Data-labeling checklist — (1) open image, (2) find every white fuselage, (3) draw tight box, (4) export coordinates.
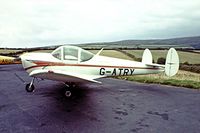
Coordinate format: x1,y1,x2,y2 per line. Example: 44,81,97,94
20,52,164,83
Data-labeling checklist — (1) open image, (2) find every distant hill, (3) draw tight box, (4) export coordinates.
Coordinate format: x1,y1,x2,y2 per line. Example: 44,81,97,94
159,36,200,49
1,36,200,50
79,36,200,49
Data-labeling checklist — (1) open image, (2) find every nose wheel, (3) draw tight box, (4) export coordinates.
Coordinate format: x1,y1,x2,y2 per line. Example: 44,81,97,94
25,78,35,92
25,83,35,92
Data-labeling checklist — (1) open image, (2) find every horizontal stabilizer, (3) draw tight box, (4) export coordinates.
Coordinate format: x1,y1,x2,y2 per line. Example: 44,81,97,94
145,63,165,68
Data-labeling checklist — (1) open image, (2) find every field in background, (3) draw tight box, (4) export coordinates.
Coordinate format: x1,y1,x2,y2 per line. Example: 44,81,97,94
30,49,133,60
89,50,133,60
194,50,200,53
30,50,53,53
117,70,200,89
90,49,200,64
0,49,22,54
123,50,200,64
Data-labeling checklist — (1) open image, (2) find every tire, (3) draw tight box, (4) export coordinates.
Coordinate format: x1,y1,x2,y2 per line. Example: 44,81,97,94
25,83,35,92
65,90,72,97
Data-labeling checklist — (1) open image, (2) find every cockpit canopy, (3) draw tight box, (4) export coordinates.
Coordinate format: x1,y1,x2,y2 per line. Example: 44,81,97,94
51,46,94,62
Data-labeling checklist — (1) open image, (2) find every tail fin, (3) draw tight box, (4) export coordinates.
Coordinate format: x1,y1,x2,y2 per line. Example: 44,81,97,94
165,48,179,77
142,49,152,64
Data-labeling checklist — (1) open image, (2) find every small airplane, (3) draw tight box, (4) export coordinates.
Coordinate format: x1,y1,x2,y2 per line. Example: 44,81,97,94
20,45,179,97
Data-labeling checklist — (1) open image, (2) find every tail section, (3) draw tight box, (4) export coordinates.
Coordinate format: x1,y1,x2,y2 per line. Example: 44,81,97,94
165,48,179,77
142,48,179,77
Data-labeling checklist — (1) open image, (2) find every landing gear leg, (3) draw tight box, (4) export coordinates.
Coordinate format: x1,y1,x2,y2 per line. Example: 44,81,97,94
25,78,35,92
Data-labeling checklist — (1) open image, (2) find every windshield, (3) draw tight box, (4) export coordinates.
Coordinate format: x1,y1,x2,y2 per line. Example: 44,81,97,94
63,47,78,61
80,50,94,62
51,46,94,62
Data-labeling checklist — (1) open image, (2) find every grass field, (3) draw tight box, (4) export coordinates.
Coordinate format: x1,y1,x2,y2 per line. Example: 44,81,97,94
117,70,200,89
194,50,200,53
30,50,53,53
123,50,200,64
89,50,133,60
0,49,22,54
90,49,200,64
30,49,133,60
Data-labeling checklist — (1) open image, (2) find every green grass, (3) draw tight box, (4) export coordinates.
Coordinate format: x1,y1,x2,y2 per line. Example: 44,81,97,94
116,70,200,89
90,49,200,64
30,50,53,53
194,50,200,53
89,50,133,60
124,50,200,64
0,49,22,54
119,77,200,89
31,49,133,60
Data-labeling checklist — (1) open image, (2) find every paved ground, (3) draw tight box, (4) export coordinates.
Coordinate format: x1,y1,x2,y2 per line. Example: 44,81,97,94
0,64,200,133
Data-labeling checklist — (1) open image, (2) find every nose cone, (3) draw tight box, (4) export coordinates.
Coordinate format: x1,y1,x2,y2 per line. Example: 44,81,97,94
20,53,32,63
20,53,29,69
19,53,37,72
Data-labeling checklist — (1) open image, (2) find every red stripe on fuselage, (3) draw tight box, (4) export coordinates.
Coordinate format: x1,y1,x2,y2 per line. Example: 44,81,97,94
24,60,162,71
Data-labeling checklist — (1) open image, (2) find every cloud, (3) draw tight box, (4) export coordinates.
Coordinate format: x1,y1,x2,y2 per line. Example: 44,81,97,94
0,0,200,47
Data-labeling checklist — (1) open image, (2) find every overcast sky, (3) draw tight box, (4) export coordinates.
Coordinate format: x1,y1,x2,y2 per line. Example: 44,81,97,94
0,0,200,48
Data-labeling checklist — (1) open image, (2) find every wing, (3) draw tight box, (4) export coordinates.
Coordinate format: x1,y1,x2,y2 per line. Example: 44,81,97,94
29,69,103,84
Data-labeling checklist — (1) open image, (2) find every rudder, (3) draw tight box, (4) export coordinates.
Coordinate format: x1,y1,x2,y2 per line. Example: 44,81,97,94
165,48,179,77
142,49,152,64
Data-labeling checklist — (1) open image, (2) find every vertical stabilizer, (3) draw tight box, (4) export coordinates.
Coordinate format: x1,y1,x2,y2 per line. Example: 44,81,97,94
142,49,152,64
165,48,179,77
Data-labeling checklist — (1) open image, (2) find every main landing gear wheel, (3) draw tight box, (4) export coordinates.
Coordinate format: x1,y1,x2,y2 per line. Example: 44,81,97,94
65,90,72,97
25,83,35,92
64,83,75,98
